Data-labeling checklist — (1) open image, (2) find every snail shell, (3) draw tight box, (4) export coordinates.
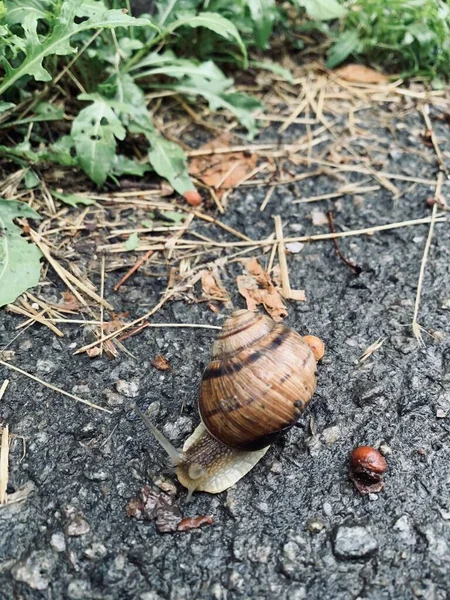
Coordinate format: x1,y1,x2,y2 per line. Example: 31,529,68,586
136,309,323,497
199,309,317,451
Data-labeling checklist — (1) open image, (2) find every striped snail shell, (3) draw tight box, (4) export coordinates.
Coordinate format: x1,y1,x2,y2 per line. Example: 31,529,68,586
134,309,324,498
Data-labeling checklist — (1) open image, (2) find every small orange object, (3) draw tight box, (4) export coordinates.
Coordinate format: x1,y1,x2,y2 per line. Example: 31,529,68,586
350,446,387,474
184,190,202,206
303,335,325,361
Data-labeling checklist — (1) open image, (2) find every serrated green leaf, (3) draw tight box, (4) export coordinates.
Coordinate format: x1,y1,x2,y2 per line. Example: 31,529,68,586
51,190,95,207
134,59,227,81
166,12,247,65
71,99,126,185
0,1,156,96
247,0,275,49
0,200,42,308
0,101,64,129
295,0,345,21
250,60,294,83
326,30,360,68
162,77,261,136
124,232,139,250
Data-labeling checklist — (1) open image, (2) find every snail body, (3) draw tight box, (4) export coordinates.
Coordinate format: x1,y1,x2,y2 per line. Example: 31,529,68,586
136,310,323,498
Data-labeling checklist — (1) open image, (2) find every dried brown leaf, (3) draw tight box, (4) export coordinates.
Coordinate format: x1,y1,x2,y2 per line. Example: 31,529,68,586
59,291,81,312
201,270,231,304
189,134,257,198
237,259,287,321
152,355,171,371
335,64,389,84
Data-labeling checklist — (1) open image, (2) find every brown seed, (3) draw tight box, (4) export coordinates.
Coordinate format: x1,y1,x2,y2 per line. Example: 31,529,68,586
350,446,387,474
303,335,325,361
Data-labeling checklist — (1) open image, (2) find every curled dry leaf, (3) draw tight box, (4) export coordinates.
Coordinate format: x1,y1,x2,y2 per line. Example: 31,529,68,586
177,515,214,532
127,486,182,533
189,134,257,199
335,64,389,84
152,355,171,371
237,258,287,322
59,291,81,312
127,486,214,534
201,270,232,306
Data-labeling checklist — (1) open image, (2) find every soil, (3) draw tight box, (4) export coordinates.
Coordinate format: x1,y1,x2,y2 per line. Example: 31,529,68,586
0,103,450,600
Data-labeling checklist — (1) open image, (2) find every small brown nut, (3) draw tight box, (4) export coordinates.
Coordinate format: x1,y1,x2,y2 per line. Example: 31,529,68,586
350,446,387,474
303,335,325,361
349,446,387,495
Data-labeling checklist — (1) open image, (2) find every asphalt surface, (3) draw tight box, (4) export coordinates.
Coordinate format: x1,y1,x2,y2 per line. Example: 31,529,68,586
0,104,450,600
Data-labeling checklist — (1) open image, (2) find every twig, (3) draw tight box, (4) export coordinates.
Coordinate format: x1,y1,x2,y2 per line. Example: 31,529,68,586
29,230,113,310
0,424,9,504
412,193,440,344
74,290,177,355
0,380,9,402
180,208,253,242
327,211,362,275
7,304,64,337
421,104,448,177
260,186,275,212
359,338,386,363
99,255,106,356
113,250,154,292
293,185,380,204
274,216,291,298
0,360,111,413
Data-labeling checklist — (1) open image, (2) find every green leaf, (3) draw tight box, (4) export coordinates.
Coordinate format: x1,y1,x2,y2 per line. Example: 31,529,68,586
160,211,185,224
166,12,247,65
250,59,294,83
46,135,77,167
0,200,42,308
129,118,194,196
162,77,262,136
0,102,16,114
295,0,346,21
247,0,275,49
326,30,360,68
0,1,156,96
134,59,227,81
147,136,194,196
124,232,139,250
112,155,152,177
0,101,64,129
51,190,95,207
71,98,126,185
24,169,40,189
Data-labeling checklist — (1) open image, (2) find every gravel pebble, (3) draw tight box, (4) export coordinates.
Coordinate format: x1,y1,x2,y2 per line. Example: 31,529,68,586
115,379,140,398
50,532,66,553
333,525,378,559
11,550,56,590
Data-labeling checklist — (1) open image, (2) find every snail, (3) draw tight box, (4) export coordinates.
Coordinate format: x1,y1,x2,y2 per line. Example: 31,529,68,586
134,309,324,498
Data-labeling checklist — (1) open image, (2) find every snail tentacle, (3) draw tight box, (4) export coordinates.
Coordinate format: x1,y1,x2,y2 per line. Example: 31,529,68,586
132,404,182,466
